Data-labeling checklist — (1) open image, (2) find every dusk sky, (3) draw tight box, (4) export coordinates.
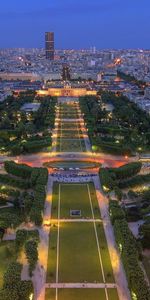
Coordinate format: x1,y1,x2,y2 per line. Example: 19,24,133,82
0,0,150,49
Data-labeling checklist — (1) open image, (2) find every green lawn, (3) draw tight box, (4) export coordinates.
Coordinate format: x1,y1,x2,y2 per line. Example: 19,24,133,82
46,182,117,298
59,222,103,283
107,289,119,300
46,225,58,283
61,122,81,130
0,240,17,288
45,288,56,300
45,288,106,300
60,183,92,219
96,224,115,283
57,130,80,138
60,112,79,119
45,288,119,300
57,138,86,152
51,183,101,219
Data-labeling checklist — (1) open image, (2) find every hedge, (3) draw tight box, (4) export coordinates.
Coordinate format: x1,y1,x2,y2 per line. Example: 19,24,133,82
25,240,38,276
113,219,150,299
0,174,30,189
4,161,32,179
109,201,125,224
1,262,33,300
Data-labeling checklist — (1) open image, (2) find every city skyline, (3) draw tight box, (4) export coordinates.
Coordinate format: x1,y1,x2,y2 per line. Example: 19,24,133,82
0,0,150,49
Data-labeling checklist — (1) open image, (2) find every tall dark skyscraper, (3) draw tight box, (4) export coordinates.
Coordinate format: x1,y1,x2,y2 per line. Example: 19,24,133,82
45,32,54,60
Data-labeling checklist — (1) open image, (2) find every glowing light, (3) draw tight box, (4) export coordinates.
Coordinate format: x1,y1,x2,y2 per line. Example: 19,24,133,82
1,185,6,190
92,145,98,151
103,185,109,192
29,294,33,300
119,243,122,252
21,139,27,144
131,291,137,300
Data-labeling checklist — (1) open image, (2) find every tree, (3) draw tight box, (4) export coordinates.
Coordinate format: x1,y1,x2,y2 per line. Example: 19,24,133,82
25,240,38,276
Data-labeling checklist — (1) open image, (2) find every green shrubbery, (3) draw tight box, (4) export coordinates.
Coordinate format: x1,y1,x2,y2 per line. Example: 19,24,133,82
15,229,39,276
0,162,48,228
0,174,30,189
109,200,125,224
119,174,150,189
0,262,33,300
113,218,150,299
80,93,150,154
25,240,38,276
99,162,142,193
112,162,142,180
4,161,32,179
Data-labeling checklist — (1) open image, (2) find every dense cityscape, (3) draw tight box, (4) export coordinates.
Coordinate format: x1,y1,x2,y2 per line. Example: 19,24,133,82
0,2,150,300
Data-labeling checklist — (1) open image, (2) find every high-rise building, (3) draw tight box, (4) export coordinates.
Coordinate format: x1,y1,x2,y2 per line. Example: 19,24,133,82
45,32,54,60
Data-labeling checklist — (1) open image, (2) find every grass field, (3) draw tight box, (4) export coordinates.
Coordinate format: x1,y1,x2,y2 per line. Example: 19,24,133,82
59,104,79,119
60,112,79,119
51,183,101,219
46,183,117,299
56,138,86,152
56,102,86,152
57,130,82,138
45,288,119,300
61,122,81,130
59,222,103,282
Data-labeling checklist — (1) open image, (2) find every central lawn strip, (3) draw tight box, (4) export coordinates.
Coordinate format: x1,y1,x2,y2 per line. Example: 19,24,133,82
60,113,78,119
96,224,115,283
107,288,119,300
46,225,58,283
61,122,80,130
51,183,101,220
51,183,59,219
88,183,101,219
57,138,86,152
57,130,80,138
60,184,92,219
59,222,103,283
45,288,119,300
45,288,56,300
58,289,106,300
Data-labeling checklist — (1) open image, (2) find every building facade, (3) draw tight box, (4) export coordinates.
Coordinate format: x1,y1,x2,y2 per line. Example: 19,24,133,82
45,32,54,60
37,85,97,97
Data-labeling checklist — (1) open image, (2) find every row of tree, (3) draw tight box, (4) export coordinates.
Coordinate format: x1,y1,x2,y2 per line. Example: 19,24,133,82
3,161,48,226
0,262,33,300
16,229,39,276
99,162,142,194
109,201,150,299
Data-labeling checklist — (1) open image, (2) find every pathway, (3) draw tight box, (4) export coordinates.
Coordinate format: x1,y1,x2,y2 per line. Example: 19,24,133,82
93,175,131,300
45,283,117,289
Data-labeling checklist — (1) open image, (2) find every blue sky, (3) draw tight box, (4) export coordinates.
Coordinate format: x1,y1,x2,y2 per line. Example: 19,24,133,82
0,0,149,49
